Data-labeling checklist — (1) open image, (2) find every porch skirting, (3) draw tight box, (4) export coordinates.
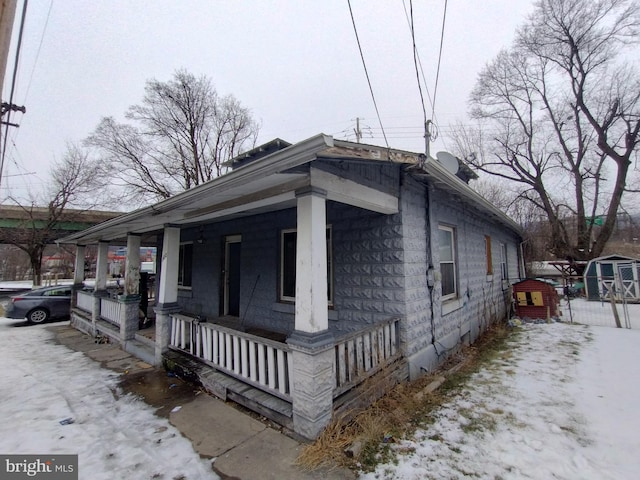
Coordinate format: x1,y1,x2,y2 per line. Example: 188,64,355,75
167,314,404,439
71,305,405,440
70,308,156,365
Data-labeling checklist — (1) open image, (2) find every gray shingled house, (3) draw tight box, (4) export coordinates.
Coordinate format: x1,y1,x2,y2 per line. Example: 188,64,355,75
59,134,523,439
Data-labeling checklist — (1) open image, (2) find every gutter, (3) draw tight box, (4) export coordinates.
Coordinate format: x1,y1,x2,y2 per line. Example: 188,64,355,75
415,158,523,235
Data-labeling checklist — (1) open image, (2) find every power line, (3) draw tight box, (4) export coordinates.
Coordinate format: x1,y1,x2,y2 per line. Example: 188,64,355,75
346,0,389,149
20,0,52,105
408,0,428,155
432,0,448,121
1,0,29,189
401,0,434,113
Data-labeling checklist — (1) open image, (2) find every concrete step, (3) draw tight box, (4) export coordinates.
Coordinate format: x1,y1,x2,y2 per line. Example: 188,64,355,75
124,338,155,365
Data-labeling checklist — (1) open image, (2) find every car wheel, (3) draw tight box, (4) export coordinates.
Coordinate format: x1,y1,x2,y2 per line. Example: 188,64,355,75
27,308,49,324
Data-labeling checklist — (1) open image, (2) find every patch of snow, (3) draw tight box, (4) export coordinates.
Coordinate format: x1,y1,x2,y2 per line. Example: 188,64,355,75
560,297,640,329
0,317,218,479
360,322,640,479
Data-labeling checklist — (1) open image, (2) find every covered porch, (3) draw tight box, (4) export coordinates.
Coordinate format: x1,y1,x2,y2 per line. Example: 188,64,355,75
60,135,410,439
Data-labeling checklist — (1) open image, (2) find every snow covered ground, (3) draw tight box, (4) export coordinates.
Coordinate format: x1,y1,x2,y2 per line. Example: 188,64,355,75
560,297,640,329
1,293,638,480
0,317,218,480
360,321,640,480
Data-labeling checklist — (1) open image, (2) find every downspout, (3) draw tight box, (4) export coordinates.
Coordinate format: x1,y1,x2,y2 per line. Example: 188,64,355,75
518,239,528,280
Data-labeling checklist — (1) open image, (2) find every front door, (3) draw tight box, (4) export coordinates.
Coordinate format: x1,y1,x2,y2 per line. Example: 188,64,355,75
224,235,241,316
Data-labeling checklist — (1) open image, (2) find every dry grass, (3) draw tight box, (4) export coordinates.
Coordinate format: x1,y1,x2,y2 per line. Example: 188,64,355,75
297,322,515,472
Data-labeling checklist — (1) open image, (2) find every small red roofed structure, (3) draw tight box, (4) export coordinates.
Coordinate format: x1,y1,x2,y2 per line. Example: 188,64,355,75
512,279,560,320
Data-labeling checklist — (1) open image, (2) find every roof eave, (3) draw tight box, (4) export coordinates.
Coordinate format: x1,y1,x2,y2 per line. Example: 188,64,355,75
58,133,334,244
415,158,523,236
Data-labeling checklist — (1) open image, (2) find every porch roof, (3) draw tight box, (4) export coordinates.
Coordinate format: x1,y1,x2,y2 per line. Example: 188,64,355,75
57,134,401,245
57,134,522,245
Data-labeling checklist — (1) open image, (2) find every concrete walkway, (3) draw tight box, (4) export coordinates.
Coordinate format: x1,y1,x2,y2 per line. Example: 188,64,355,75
49,324,354,480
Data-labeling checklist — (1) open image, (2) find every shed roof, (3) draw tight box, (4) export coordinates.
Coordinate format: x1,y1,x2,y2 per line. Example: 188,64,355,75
587,254,639,263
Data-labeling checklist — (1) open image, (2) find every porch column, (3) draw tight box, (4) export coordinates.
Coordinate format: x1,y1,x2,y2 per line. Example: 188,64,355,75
287,187,335,440
154,226,181,365
73,245,86,286
71,245,86,308
95,241,109,293
120,234,141,342
92,241,110,325
294,187,328,333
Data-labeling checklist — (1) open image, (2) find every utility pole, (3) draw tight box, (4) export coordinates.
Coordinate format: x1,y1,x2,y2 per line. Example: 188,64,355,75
353,117,362,143
0,0,26,190
0,101,25,187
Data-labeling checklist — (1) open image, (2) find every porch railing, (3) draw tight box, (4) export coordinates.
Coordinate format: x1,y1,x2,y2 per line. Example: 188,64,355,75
334,317,401,398
169,313,292,401
100,297,122,326
76,291,93,313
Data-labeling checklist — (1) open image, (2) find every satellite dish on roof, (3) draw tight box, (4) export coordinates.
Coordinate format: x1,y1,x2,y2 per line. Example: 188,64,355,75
436,151,459,175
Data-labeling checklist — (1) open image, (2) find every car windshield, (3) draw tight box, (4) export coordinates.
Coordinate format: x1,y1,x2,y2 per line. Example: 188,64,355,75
44,288,71,296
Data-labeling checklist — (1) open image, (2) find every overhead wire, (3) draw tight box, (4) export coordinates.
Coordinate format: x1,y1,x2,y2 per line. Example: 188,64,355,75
402,0,434,113
408,0,428,155
1,0,29,188
402,0,452,153
20,0,52,108
346,0,389,150
432,0,448,121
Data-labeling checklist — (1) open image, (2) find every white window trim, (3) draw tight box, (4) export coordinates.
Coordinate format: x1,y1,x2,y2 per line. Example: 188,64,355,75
438,225,458,301
442,297,464,316
178,241,193,290
500,243,508,282
279,226,333,305
280,229,296,302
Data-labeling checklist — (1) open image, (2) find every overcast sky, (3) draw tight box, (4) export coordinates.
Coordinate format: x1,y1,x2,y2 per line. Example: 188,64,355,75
1,0,535,203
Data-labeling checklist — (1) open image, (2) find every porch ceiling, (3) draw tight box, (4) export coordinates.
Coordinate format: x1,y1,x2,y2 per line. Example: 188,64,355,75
61,172,311,244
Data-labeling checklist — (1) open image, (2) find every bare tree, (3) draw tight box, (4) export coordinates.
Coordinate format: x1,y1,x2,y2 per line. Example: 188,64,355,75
464,0,640,261
87,70,260,205
0,144,104,285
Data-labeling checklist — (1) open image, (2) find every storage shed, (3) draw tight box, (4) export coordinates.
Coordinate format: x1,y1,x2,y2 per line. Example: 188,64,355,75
512,279,560,319
584,254,640,302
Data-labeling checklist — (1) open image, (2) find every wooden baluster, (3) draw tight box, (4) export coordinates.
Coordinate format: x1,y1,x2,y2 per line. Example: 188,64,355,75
277,349,286,395
249,340,257,382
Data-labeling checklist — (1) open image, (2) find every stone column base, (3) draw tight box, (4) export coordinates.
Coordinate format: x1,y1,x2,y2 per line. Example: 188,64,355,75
287,330,335,440
119,294,141,343
154,303,181,366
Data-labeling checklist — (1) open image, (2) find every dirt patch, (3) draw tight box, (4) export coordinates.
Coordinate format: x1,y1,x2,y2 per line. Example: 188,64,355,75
118,368,202,417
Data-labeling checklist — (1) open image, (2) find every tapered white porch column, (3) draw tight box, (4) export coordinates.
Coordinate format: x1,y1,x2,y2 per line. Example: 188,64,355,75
120,234,141,342
95,241,109,293
287,187,335,440
294,187,329,333
155,226,181,365
92,241,110,324
124,234,141,297
73,245,86,286
71,245,86,310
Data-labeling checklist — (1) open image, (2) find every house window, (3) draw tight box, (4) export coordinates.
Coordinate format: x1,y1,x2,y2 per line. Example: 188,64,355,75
280,227,333,304
438,225,457,300
485,235,493,275
500,243,508,281
178,242,193,288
